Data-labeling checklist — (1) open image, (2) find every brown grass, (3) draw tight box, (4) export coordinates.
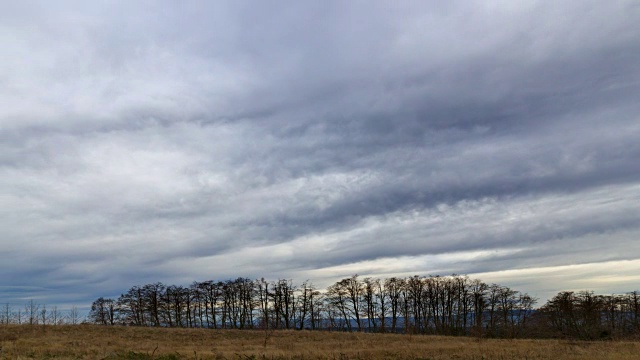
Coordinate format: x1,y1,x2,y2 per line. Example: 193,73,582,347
0,325,639,359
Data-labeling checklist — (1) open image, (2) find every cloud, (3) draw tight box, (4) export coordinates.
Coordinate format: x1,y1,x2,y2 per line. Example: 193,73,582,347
1,1,639,306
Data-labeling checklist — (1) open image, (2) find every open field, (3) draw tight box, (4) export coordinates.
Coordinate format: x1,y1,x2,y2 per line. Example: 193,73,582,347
1,325,639,360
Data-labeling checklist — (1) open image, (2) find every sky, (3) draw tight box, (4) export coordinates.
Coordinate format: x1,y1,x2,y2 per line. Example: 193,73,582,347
1,0,640,308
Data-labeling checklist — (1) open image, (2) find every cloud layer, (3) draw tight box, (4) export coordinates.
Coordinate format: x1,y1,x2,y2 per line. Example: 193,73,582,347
2,1,640,306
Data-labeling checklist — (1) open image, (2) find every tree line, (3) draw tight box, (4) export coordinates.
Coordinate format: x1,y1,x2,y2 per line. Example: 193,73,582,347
88,274,640,339
90,274,537,337
539,290,640,339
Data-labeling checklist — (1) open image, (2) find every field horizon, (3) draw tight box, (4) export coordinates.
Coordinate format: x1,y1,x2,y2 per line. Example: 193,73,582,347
1,324,639,359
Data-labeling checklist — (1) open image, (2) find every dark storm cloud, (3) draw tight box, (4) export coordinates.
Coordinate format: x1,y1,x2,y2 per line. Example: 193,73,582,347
1,1,640,305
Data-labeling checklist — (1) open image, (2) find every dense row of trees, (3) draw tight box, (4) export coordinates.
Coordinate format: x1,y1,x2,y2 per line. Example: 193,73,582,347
89,275,640,339
539,290,640,339
89,275,538,337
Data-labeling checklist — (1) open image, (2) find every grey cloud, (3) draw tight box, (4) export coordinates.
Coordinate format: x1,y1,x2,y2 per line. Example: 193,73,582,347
1,1,640,305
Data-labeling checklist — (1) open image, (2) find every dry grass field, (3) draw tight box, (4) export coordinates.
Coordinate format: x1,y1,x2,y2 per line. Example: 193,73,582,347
0,325,639,360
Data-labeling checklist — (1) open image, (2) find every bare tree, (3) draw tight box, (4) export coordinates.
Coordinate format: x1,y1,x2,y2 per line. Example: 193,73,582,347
271,279,296,329
40,304,48,325
374,278,389,332
25,299,40,325
296,281,315,330
256,278,270,329
486,284,502,336
68,306,82,325
384,277,405,333
363,277,379,332
1,303,12,324
89,297,116,325
339,275,364,331
326,280,352,331
469,279,487,336
49,306,64,325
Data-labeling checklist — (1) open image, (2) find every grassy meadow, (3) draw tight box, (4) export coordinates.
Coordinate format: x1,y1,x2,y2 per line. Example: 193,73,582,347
0,325,639,359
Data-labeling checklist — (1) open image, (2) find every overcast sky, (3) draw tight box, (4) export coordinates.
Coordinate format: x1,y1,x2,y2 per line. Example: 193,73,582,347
2,0,640,308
